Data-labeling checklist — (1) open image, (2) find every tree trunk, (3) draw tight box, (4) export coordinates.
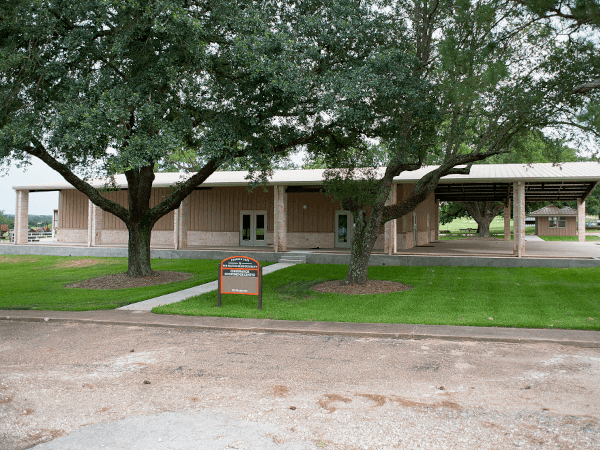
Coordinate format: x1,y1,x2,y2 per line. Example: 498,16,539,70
478,216,493,237
344,211,380,285
126,221,153,277
460,201,504,238
124,166,156,277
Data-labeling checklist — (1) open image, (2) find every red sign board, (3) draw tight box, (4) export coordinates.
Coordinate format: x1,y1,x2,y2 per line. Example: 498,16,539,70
220,256,259,295
218,256,263,309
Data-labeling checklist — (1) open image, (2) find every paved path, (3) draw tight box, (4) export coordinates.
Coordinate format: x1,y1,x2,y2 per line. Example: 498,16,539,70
524,235,544,241
118,262,297,311
2,309,599,347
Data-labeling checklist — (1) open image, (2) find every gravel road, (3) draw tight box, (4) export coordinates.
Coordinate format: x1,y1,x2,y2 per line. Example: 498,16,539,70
1,320,599,449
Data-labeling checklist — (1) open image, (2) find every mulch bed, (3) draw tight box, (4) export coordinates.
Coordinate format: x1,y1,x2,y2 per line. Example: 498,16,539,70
66,271,193,290
311,280,412,295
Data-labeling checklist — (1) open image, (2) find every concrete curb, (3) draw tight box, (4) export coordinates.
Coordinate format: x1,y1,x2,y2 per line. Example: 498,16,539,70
2,310,599,348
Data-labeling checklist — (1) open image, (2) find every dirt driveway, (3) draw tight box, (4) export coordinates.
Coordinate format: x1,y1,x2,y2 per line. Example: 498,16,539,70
1,320,599,449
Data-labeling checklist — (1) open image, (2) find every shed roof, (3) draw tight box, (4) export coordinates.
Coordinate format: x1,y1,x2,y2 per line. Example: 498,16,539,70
12,161,600,202
529,204,578,216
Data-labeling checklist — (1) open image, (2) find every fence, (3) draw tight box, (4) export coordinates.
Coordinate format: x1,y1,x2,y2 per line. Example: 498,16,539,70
1,230,54,243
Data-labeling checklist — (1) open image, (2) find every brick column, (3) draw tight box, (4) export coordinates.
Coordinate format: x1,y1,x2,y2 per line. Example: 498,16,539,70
274,185,287,252
91,203,103,246
434,199,440,241
577,198,586,242
504,199,511,241
513,182,525,257
384,185,397,255
179,197,189,249
87,201,92,247
15,190,29,244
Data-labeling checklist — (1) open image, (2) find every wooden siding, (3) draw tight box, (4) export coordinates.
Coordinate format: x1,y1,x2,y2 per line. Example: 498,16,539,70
101,188,174,231
59,190,88,230
395,184,436,233
536,216,577,236
188,186,274,232
101,190,127,230
287,192,340,233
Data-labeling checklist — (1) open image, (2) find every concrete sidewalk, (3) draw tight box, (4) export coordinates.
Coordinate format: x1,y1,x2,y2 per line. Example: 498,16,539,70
117,262,297,311
2,309,599,348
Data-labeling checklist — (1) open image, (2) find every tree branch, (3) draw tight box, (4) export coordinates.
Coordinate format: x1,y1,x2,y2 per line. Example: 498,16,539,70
26,138,130,223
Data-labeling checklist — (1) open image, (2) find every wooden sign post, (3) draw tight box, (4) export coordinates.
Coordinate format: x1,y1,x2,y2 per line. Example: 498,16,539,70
218,256,262,309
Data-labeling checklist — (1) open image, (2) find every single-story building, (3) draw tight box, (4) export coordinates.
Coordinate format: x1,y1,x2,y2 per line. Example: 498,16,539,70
11,162,600,257
530,204,578,237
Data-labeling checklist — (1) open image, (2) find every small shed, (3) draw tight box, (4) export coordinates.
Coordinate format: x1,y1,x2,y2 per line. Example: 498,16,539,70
530,204,578,237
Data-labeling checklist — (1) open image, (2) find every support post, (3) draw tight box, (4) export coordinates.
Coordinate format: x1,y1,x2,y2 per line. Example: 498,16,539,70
274,185,287,252
258,264,263,310
384,185,397,255
91,203,102,246
175,197,189,249
15,190,29,245
217,263,222,307
87,201,93,247
577,198,586,242
513,182,525,257
174,208,179,249
504,199,511,241
434,199,440,241
274,185,279,253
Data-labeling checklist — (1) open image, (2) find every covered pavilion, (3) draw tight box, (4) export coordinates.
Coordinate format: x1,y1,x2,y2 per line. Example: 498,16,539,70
10,162,600,259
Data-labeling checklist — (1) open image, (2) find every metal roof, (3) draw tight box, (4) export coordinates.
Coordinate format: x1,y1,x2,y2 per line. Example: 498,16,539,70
529,205,578,216
12,162,600,202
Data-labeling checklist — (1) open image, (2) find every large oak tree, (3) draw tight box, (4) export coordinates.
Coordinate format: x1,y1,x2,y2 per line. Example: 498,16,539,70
0,0,424,276
310,0,595,284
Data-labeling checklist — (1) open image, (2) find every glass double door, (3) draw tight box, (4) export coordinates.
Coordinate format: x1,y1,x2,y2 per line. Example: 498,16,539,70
240,210,267,246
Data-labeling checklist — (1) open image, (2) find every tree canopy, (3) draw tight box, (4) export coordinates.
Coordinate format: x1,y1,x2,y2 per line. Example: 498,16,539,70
305,0,598,284
0,0,428,275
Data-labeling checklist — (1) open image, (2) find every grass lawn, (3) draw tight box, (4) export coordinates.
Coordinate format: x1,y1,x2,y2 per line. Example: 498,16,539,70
539,236,600,242
0,255,221,310
439,217,535,239
154,264,600,331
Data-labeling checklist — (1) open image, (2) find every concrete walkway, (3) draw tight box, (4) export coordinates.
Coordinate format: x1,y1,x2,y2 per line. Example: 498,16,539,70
118,262,297,311
524,235,544,241
2,309,599,347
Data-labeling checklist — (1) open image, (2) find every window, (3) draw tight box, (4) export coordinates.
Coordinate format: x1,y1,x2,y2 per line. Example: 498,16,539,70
548,216,566,228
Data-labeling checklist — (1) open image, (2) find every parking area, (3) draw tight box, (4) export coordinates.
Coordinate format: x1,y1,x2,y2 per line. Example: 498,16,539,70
1,320,599,449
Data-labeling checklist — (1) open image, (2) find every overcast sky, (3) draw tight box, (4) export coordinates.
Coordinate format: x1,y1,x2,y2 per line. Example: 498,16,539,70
0,157,64,215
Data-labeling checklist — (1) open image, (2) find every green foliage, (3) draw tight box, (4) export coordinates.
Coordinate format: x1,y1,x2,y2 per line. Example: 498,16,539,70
517,0,600,28
485,131,581,164
585,185,600,216
302,0,595,282
1,0,431,275
27,215,52,228
439,203,470,225
320,144,389,214
0,211,13,228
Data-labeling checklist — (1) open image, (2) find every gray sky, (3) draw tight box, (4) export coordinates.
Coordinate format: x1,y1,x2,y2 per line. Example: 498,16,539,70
0,157,63,215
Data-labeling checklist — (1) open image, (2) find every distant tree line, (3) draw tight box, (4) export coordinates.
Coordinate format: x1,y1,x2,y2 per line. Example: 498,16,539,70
0,212,52,229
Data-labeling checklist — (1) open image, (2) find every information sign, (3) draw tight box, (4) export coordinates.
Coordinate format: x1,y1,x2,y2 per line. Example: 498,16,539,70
218,256,262,309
